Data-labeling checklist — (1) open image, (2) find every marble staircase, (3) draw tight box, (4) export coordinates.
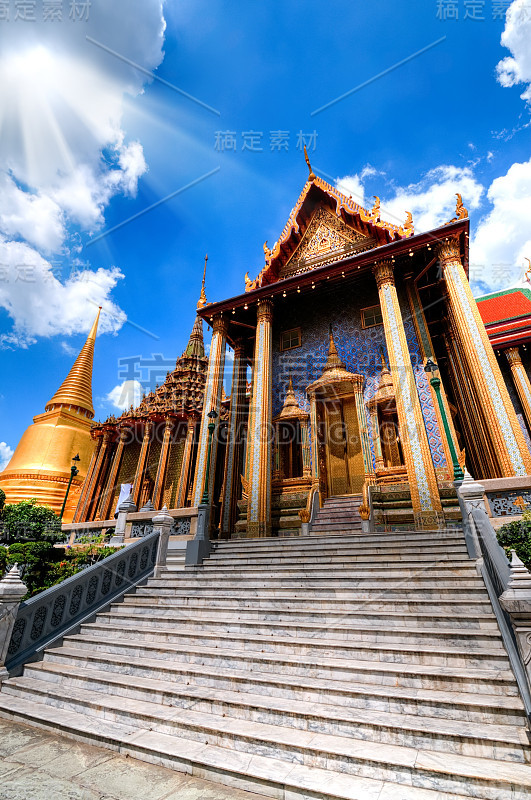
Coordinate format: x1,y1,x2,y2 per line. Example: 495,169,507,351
1,530,531,799
310,494,363,534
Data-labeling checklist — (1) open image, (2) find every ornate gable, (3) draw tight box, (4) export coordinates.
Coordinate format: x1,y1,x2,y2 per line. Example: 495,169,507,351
280,207,376,280
244,175,414,292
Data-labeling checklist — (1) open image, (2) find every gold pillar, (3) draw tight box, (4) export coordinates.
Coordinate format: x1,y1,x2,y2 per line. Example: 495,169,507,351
220,341,247,536
367,404,384,471
176,415,197,508
406,278,459,478
352,375,375,482
132,421,153,507
153,418,174,510
438,239,531,476
506,347,531,435
301,418,311,479
79,431,113,522
246,299,273,537
73,435,102,522
100,427,129,520
309,393,320,489
373,258,442,528
192,316,228,505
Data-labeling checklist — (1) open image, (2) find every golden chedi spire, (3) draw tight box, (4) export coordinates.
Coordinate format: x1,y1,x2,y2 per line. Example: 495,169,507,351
0,307,103,522
46,307,101,418
184,314,205,358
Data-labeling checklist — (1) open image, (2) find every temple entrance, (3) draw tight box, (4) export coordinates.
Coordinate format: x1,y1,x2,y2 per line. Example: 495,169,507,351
322,396,365,497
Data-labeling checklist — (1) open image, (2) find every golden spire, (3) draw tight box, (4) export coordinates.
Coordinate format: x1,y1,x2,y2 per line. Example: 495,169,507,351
197,254,208,309
184,314,205,358
303,144,316,182
45,307,101,418
324,327,345,372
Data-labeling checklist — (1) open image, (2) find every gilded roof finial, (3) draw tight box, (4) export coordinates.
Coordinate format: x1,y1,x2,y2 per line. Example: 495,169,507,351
304,144,316,182
455,193,468,220
197,254,208,309
324,326,345,372
524,257,531,285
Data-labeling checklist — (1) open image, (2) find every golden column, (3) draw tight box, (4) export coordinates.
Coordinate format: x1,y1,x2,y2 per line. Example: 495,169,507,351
246,299,273,537
177,415,198,508
99,427,129,520
192,316,228,506
373,258,442,528
505,347,531,435
352,375,375,483
220,340,247,536
76,430,113,522
308,393,320,489
438,239,531,476
153,418,175,510
73,434,103,522
132,421,153,507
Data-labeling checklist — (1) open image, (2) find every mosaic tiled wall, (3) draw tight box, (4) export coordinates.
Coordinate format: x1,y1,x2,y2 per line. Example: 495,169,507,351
271,279,447,471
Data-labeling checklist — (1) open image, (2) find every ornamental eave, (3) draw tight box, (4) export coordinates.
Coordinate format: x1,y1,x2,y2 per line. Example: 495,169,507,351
198,218,469,331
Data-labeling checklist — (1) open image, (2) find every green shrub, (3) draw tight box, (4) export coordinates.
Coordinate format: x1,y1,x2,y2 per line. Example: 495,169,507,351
2,499,63,545
0,545,7,576
496,509,531,570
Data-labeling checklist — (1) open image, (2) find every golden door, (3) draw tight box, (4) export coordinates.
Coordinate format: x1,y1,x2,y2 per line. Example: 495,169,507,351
325,396,364,496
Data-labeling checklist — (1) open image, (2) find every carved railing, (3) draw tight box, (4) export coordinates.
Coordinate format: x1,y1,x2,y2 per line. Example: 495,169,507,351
5,531,159,674
457,480,531,722
62,519,116,547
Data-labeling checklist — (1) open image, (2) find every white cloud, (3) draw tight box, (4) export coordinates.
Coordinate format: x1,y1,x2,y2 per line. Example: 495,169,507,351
335,174,366,207
470,158,531,294
380,166,484,233
0,0,166,347
106,380,143,411
0,235,126,347
496,0,531,102
0,442,14,472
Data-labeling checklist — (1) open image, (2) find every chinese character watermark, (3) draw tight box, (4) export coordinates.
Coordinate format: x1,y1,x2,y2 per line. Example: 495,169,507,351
214,129,318,153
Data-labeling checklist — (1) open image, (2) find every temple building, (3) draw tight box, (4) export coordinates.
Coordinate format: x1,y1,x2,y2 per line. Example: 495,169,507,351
0,309,102,522
14,156,531,537
182,157,531,536
74,312,214,523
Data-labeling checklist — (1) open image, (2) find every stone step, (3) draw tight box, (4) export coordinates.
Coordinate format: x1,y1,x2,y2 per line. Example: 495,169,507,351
213,534,467,558
134,584,488,601
0,693,482,800
96,610,504,646
172,564,481,578
5,670,527,762
36,646,525,723
144,573,486,588
54,635,518,694
1,682,530,800
123,594,496,614
22,659,527,735
213,532,465,551
80,621,510,669
206,552,473,565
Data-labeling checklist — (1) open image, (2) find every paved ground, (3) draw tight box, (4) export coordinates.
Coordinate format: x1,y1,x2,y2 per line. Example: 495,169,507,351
0,717,267,800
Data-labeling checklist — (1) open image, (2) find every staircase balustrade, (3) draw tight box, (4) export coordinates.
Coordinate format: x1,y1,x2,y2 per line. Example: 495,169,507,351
3,531,160,675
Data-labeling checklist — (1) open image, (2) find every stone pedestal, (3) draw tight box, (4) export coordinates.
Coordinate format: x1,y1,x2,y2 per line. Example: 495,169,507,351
500,551,531,692
0,565,27,683
153,506,173,577
110,492,137,545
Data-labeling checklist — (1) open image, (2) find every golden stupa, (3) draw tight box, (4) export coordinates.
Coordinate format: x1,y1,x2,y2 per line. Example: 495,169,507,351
0,308,101,522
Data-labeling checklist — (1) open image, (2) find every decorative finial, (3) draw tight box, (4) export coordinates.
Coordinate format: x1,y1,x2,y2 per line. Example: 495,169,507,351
455,193,468,220
370,196,381,221
524,257,531,285
304,144,316,181
403,211,414,237
197,254,208,309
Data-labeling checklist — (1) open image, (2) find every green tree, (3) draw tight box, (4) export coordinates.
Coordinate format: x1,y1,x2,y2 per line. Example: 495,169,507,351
497,510,531,571
6,541,63,596
2,499,63,545
0,488,5,514
0,545,7,576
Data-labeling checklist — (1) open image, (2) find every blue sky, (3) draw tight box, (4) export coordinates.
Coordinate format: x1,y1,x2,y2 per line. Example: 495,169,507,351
1,0,531,467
